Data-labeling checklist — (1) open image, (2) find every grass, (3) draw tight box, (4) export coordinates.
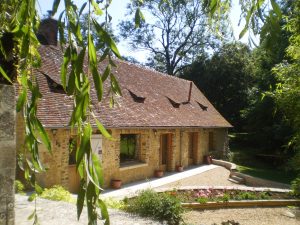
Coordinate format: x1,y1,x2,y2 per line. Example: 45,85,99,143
229,133,297,184
237,165,295,184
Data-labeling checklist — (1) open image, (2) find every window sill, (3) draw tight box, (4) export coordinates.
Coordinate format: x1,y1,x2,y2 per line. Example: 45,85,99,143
119,162,148,171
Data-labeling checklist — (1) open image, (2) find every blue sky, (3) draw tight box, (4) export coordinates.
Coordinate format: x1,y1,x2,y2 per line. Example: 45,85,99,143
37,0,258,61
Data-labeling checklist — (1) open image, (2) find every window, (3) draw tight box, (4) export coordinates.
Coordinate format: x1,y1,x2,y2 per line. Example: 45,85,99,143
69,137,77,165
120,134,139,164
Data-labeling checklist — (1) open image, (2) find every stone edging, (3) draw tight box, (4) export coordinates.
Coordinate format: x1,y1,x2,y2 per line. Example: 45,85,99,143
155,186,290,193
212,159,237,171
182,199,300,209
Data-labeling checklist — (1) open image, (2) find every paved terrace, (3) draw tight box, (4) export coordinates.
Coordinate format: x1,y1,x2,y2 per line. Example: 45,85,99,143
102,164,220,199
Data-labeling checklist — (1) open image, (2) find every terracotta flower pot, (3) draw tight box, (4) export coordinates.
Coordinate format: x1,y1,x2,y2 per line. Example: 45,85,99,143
203,155,212,164
111,179,122,189
176,165,184,172
154,169,164,178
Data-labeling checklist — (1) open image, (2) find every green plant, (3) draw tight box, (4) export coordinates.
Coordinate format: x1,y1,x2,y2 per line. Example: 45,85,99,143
15,180,25,194
222,194,230,202
196,197,208,204
235,191,256,200
102,197,126,209
40,185,74,203
127,189,183,225
259,192,271,200
291,177,300,197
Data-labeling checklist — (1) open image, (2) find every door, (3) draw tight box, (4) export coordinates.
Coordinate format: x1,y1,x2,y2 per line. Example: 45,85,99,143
160,133,172,171
188,132,198,165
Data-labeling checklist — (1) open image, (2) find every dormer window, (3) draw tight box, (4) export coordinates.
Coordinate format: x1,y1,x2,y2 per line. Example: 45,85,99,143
197,102,208,111
128,89,146,103
167,97,180,108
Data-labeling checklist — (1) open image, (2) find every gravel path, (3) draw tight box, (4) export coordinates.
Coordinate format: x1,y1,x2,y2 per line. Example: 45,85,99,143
160,167,243,189
183,207,300,225
15,195,160,225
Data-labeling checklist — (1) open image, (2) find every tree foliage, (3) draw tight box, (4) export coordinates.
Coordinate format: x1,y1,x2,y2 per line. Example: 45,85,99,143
119,0,228,75
181,42,253,129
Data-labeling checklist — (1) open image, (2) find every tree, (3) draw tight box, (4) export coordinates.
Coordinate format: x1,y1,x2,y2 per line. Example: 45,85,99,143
0,0,292,224
181,42,254,130
119,0,227,75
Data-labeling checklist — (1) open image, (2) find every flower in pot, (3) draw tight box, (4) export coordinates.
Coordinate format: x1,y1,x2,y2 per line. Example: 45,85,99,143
111,179,122,189
154,169,164,178
203,155,212,164
176,165,184,172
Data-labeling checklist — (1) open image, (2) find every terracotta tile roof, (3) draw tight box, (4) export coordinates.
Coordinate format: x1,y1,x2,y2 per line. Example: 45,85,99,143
28,45,231,128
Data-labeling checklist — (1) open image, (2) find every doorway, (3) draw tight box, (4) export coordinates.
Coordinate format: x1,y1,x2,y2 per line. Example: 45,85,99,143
188,132,198,165
160,133,172,171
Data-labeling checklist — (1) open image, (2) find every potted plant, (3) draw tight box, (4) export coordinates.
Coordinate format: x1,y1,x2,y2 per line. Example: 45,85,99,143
154,169,164,178
111,179,122,189
203,155,212,164
176,165,184,172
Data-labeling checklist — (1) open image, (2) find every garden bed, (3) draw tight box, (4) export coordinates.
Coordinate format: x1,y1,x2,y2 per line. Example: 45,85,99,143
166,188,295,203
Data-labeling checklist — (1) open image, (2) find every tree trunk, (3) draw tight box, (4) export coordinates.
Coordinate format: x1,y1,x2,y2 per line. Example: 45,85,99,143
0,84,16,225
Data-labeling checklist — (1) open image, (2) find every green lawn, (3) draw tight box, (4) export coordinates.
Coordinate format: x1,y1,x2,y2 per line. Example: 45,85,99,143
229,136,297,184
237,165,295,184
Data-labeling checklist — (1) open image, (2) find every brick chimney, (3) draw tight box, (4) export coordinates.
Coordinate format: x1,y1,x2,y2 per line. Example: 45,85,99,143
37,13,58,46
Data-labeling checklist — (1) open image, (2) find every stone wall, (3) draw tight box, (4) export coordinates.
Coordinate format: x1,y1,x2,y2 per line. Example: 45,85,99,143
0,85,16,225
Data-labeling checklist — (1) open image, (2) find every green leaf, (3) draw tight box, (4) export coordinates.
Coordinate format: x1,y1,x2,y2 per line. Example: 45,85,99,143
27,211,35,220
16,89,27,112
34,118,52,153
92,19,121,59
76,124,91,168
270,0,282,19
79,2,87,16
61,46,71,90
98,199,110,225
67,70,75,95
77,179,86,220
239,26,248,39
86,181,96,222
35,183,43,195
92,114,112,139
52,0,61,15
0,66,12,83
91,153,104,187
91,66,103,101
102,65,111,82
88,34,97,64
110,74,122,96
135,8,145,28
28,193,37,202
91,0,103,15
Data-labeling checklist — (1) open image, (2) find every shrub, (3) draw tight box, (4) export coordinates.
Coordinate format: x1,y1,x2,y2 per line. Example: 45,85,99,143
291,177,300,197
40,185,74,202
102,197,126,209
235,191,256,200
15,180,25,194
197,197,208,204
222,194,230,202
127,189,183,225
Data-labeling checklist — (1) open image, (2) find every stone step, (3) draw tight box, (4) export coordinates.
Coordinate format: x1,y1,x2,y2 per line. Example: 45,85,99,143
228,178,241,184
231,175,245,183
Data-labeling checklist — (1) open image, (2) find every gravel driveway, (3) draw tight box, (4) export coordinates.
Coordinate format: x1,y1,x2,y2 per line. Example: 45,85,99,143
15,194,160,225
183,207,300,225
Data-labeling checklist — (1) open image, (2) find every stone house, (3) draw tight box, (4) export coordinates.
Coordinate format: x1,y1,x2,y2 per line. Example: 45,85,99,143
16,19,232,192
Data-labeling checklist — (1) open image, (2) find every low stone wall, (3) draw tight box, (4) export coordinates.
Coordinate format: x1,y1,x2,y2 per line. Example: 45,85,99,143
212,159,237,171
0,84,16,225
